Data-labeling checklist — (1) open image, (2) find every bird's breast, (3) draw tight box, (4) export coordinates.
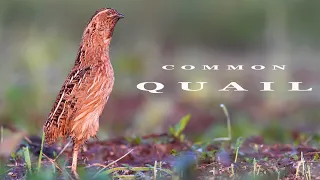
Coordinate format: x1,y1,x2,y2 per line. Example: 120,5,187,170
70,69,114,141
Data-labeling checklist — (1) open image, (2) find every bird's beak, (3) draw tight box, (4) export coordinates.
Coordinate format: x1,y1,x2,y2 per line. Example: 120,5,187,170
117,13,124,19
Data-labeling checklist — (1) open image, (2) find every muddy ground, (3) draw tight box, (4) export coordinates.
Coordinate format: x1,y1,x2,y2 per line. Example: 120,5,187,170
1,133,320,180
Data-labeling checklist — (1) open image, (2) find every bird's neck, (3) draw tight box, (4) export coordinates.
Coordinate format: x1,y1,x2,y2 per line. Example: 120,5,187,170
74,36,112,67
101,37,112,62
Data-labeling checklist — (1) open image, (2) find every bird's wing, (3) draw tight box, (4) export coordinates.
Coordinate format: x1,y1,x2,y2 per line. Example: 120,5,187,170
43,65,93,144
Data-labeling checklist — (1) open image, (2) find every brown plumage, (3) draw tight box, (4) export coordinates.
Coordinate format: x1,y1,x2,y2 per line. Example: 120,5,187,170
43,8,123,176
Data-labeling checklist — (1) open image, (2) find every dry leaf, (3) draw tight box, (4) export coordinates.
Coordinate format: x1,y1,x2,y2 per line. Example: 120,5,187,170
0,132,25,158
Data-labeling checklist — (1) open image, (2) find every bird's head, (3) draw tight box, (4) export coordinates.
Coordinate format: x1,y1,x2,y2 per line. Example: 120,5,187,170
84,8,124,39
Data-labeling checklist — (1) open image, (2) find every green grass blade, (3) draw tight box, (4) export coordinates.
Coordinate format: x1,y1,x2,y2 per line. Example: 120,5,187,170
37,131,45,171
23,147,32,174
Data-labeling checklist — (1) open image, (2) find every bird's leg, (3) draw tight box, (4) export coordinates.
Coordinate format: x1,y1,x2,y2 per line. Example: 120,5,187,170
71,143,80,179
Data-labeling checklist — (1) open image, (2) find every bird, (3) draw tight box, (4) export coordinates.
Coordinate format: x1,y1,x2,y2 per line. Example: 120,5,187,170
43,8,123,177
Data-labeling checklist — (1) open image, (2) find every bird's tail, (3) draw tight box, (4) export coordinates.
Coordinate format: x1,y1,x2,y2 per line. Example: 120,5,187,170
43,120,69,145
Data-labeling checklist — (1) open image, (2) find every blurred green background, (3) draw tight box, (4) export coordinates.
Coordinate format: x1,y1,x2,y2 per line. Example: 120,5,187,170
0,0,320,143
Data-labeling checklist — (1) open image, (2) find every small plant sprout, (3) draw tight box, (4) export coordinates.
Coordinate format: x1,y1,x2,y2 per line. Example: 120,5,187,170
306,165,311,180
23,147,32,174
10,152,17,166
296,161,301,178
212,104,232,142
312,152,319,161
157,161,162,178
301,152,305,175
154,161,157,179
253,158,257,177
230,163,234,177
37,131,45,172
234,137,243,163
169,114,191,141
295,152,306,179
257,164,261,176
